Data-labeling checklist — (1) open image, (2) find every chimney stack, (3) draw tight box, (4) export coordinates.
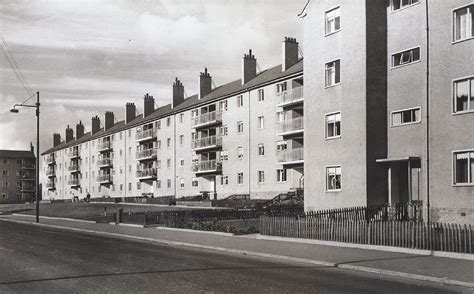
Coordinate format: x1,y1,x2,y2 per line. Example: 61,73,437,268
282,37,299,71
125,102,136,123
105,111,114,130
143,93,155,117
65,125,74,142
198,68,212,100
53,133,61,147
242,49,256,85
76,121,84,139
173,77,184,108
30,142,34,154
91,115,101,134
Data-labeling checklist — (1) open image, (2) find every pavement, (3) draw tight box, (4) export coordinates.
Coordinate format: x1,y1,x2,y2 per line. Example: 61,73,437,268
1,214,473,290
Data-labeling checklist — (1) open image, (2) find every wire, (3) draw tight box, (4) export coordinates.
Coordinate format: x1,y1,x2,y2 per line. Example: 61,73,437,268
0,34,34,96
20,92,37,105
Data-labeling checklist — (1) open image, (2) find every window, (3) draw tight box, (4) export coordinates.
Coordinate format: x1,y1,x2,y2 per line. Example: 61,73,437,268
128,182,132,191
16,181,21,188
157,160,161,169
325,60,340,87
92,156,95,163
137,182,141,190
112,185,115,192
326,112,341,138
237,147,244,159
258,89,264,101
2,170,7,176
220,125,228,137
167,138,171,148
17,159,22,165
391,108,421,126
219,100,228,112
156,120,161,129
167,179,171,189
180,159,184,167
237,95,243,107
179,113,184,123
257,116,264,129
237,121,244,134
276,82,287,94
258,144,265,156
453,5,473,42
391,47,420,68
277,141,288,152
258,171,265,184
325,7,340,35
156,180,161,189
2,159,7,164
179,135,184,146
119,132,122,140
167,159,171,168
454,77,474,113
391,0,419,11
128,129,131,137
220,175,229,185
166,117,171,127
326,166,342,191
192,178,198,187
120,184,123,191
2,193,6,199
180,178,185,189
237,172,244,185
191,109,198,118
454,151,474,185
277,169,287,182
220,150,229,161
120,149,123,157
157,140,161,149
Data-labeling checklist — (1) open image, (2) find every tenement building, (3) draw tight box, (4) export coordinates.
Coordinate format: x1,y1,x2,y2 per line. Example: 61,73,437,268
41,38,304,201
0,145,36,203
303,0,473,224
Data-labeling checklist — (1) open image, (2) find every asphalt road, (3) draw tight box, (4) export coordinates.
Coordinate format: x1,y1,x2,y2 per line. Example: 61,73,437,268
0,221,466,293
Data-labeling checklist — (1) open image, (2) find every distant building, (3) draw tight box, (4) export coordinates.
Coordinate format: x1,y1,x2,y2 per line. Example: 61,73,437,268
0,145,36,203
41,38,304,202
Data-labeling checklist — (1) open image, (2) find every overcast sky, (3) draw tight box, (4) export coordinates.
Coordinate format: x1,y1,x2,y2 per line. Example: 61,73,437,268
0,0,305,152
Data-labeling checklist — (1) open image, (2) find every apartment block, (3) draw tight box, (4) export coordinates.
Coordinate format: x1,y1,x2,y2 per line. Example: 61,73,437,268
303,0,473,224
0,146,36,204
41,38,304,201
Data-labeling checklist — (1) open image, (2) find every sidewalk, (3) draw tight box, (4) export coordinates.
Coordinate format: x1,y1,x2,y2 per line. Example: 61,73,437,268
1,214,473,288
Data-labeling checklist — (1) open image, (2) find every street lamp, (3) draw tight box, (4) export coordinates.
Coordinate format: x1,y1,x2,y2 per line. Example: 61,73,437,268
10,91,40,223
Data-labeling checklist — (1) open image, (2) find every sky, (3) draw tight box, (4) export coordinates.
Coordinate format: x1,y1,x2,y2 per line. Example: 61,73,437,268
0,0,305,153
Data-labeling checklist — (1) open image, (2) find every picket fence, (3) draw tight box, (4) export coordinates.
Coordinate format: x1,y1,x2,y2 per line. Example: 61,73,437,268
260,216,473,254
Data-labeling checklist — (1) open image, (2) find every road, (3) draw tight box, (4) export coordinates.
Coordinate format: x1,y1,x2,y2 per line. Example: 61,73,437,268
0,221,465,293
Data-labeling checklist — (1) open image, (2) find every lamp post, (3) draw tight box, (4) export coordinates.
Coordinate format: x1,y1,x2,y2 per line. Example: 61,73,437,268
11,91,40,223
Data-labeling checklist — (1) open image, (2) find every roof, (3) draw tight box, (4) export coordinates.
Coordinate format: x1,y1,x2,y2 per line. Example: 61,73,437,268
41,59,303,156
0,150,35,159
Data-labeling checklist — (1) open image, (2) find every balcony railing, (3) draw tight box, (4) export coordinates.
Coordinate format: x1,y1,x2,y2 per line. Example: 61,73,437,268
68,164,80,172
136,128,157,142
136,148,158,160
45,168,55,177
46,182,55,189
46,154,55,164
277,148,304,165
98,141,113,151
21,185,35,192
277,86,304,107
21,173,35,181
277,116,304,136
192,160,222,174
68,149,80,158
136,167,157,179
191,136,222,151
97,174,113,184
68,179,81,186
97,157,113,167
192,111,222,128
21,162,35,169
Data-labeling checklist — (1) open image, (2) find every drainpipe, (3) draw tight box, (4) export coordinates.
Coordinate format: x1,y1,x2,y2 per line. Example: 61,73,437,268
425,0,430,223
248,89,251,198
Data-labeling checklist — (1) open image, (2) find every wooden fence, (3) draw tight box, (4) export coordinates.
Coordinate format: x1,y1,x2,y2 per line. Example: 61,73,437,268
260,216,473,254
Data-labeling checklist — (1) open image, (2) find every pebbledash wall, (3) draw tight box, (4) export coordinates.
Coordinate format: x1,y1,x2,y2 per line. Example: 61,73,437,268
41,38,304,201
303,0,474,224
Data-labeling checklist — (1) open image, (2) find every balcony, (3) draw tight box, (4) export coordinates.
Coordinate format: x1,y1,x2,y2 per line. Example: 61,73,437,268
45,168,55,177
277,148,304,166
68,149,80,159
68,164,80,173
192,111,222,129
68,179,81,187
192,136,222,151
277,117,304,137
46,181,55,190
98,141,113,152
277,87,304,108
21,162,35,170
21,173,35,181
97,157,113,168
136,128,157,142
46,154,55,165
136,148,158,161
136,167,157,180
192,160,222,174
97,174,113,184
21,185,35,192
